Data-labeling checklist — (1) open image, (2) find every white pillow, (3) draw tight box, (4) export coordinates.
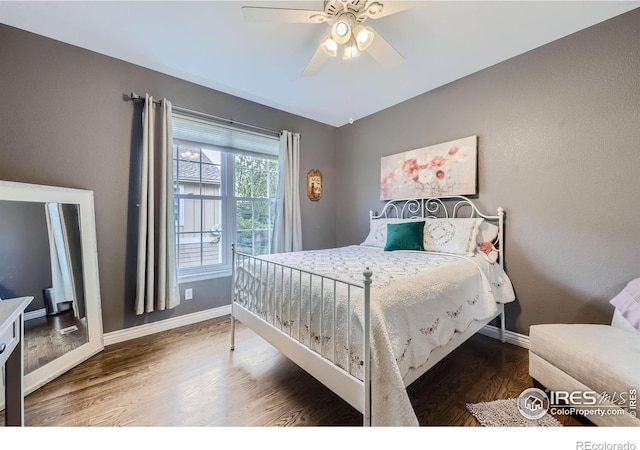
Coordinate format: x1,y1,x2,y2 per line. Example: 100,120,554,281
423,218,483,256
361,218,421,248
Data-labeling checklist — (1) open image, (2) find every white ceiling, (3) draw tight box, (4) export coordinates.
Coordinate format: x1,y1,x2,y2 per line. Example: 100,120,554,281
1,1,638,127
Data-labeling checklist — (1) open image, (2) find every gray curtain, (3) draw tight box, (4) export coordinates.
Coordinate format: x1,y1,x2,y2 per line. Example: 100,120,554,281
272,130,303,253
135,95,180,314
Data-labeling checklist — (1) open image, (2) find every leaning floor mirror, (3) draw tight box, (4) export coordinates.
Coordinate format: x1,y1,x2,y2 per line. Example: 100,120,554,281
0,180,103,408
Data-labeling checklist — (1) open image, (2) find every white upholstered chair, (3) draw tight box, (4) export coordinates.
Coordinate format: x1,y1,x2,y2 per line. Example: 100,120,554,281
529,310,640,426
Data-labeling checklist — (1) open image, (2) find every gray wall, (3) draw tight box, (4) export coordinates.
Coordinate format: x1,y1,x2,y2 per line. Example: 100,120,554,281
0,24,337,333
335,9,640,335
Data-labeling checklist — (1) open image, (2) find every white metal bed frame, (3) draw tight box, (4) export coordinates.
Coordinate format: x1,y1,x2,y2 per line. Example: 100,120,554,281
230,196,506,426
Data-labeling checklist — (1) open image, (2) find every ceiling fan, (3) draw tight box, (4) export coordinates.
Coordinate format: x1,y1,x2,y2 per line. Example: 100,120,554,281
242,1,416,76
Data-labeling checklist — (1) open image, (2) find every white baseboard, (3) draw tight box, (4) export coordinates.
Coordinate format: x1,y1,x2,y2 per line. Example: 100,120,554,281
479,324,529,349
24,308,46,321
103,304,231,346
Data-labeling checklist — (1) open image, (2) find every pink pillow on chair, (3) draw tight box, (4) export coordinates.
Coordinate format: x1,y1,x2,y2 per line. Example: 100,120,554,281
609,278,640,331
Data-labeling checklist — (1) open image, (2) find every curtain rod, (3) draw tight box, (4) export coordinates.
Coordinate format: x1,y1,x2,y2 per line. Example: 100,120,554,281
128,92,280,137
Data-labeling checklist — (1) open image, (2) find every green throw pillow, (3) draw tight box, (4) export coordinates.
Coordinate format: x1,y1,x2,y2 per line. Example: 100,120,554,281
384,221,425,251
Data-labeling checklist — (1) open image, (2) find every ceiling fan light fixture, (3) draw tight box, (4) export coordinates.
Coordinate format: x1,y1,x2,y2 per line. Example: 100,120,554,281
343,37,361,60
331,16,353,44
335,21,349,36
354,25,375,51
244,1,411,76
320,36,338,57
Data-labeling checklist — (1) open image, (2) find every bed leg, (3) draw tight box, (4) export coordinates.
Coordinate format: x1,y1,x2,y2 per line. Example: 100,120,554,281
363,375,371,427
500,306,506,344
230,313,236,351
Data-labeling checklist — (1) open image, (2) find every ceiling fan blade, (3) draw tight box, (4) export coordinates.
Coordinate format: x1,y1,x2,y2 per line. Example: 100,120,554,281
366,29,404,69
242,6,325,23
365,1,419,19
302,44,330,77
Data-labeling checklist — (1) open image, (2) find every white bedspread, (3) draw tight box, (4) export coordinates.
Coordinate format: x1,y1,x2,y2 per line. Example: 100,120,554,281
234,245,515,426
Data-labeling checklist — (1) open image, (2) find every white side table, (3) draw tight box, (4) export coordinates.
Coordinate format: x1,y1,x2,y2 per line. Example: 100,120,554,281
0,296,33,426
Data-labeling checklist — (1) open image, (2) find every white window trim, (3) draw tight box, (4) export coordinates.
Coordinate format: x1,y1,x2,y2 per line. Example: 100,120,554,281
179,267,232,283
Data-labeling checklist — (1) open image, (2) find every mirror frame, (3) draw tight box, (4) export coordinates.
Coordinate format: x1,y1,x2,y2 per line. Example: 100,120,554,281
0,180,104,395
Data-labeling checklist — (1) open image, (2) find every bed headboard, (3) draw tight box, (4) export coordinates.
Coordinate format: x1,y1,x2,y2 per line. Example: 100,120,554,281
370,196,505,269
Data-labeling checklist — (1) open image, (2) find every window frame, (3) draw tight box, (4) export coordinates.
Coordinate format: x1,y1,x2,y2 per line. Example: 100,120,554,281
172,114,279,283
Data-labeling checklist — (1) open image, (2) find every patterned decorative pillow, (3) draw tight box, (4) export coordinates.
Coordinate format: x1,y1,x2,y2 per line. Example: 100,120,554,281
476,221,499,264
477,241,499,264
361,217,421,248
477,221,499,244
422,218,483,256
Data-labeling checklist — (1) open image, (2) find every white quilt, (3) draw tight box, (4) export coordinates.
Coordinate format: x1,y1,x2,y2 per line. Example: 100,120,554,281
234,245,515,426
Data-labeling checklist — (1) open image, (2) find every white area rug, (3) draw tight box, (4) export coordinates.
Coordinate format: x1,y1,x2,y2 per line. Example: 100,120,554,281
466,398,562,427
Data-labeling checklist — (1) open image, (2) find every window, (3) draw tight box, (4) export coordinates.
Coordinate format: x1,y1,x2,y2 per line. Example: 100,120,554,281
172,114,279,281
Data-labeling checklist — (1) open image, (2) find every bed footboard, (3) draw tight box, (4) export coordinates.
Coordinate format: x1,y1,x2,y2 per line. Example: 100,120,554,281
230,243,373,426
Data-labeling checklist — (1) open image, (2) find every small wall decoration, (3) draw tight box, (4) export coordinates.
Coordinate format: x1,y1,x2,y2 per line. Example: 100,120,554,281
307,169,322,201
380,135,478,200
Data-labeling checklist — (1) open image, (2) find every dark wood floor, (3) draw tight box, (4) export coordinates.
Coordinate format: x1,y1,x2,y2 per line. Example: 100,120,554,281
23,309,88,374
3,315,588,427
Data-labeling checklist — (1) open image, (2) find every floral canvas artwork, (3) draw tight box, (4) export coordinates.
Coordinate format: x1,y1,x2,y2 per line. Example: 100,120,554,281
380,136,477,200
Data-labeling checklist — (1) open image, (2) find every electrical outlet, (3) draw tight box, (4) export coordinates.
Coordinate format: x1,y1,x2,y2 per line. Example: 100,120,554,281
184,288,193,300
